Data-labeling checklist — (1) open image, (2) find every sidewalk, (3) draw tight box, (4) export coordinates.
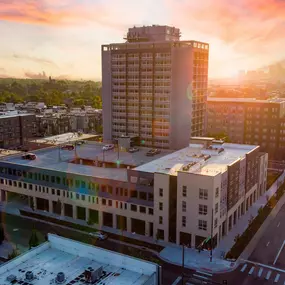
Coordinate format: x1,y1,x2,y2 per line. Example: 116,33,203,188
159,171,285,273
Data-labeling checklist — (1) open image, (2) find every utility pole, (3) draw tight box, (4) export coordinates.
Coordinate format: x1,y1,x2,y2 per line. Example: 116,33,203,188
210,208,213,262
182,244,185,285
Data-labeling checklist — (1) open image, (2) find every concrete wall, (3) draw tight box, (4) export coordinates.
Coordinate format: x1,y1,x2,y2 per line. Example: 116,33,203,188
153,173,170,242
102,47,112,142
170,46,193,150
176,172,220,246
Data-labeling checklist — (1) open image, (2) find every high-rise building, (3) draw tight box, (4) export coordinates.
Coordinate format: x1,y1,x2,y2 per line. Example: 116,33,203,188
102,25,209,149
207,97,285,160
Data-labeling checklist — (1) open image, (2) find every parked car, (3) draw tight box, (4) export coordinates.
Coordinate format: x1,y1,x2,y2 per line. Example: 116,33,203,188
89,231,108,241
61,144,74,150
22,153,37,160
128,147,139,153
102,144,114,151
146,149,161,156
75,140,85,145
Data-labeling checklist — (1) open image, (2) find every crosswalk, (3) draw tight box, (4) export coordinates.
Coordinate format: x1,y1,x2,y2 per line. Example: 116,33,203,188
240,263,285,283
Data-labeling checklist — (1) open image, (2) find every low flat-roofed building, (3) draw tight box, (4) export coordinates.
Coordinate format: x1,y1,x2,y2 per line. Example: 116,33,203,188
0,139,267,249
0,234,161,285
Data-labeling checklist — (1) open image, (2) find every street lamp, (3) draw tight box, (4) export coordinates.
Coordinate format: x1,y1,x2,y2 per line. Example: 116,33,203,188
181,244,185,285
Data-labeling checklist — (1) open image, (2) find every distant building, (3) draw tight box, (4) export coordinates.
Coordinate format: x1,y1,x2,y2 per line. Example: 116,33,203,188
0,234,161,285
207,97,285,160
35,108,102,137
102,24,209,149
0,113,36,148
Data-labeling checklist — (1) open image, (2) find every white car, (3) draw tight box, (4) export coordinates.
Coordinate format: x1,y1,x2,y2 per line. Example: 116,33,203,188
89,231,108,240
102,144,114,151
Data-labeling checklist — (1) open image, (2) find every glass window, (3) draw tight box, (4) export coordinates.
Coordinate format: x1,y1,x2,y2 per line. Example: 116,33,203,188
182,201,186,212
82,195,85,201
215,203,219,214
159,202,163,211
52,189,55,195
56,177,61,184
81,181,86,188
182,186,187,197
198,220,207,231
57,190,60,196
51,176,55,183
199,188,208,200
130,190,137,198
159,216,163,224
199,204,207,215
215,187,219,198
131,204,137,211
139,191,147,200
182,216,186,227
140,206,146,213
214,218,218,228
108,200,112,206
102,198,106,205
159,188,163,197
149,208,153,215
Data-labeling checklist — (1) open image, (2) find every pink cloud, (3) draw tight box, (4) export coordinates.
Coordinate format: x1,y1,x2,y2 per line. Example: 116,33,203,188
0,0,127,29
167,0,285,54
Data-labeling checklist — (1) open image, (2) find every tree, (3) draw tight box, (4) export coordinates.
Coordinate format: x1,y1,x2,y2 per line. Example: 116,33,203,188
0,225,5,245
29,229,39,249
8,247,20,260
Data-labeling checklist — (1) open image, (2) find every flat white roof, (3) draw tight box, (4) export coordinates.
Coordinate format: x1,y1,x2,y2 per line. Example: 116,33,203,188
0,234,158,285
134,143,259,176
30,132,99,145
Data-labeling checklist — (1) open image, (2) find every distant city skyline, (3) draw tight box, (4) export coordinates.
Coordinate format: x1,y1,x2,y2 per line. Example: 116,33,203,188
1,0,285,80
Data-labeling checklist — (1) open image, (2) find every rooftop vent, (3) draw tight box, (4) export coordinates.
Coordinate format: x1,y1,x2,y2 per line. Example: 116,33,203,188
85,266,103,282
26,271,34,281
7,275,16,282
55,272,65,284
182,162,197,171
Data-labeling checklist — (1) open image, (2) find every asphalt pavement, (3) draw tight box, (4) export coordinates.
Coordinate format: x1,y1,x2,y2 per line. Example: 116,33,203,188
249,203,285,267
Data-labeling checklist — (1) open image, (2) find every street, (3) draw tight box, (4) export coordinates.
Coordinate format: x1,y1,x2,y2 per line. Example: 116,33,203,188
212,203,285,285
0,211,194,285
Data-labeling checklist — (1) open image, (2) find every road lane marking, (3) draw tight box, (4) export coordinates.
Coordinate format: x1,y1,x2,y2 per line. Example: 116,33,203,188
241,264,247,272
258,268,263,277
171,276,182,285
277,222,280,228
266,241,270,247
274,273,280,283
249,267,254,275
274,240,285,265
196,271,212,277
193,274,209,280
243,259,285,274
265,271,272,280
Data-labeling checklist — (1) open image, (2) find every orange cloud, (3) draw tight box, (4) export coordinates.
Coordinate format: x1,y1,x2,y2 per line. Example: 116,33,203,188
167,0,285,54
0,0,126,29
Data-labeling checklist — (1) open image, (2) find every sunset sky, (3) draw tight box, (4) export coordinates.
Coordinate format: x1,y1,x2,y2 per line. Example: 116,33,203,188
0,0,285,80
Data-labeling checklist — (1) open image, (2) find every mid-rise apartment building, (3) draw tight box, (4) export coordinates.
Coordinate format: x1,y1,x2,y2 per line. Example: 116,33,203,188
0,138,267,248
102,25,209,149
0,113,36,148
207,98,285,160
